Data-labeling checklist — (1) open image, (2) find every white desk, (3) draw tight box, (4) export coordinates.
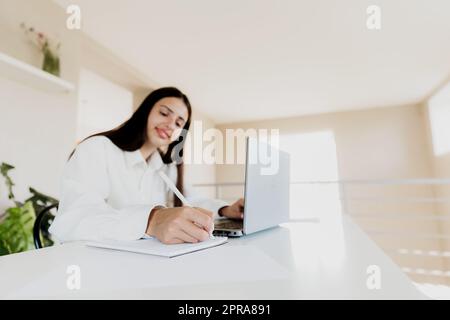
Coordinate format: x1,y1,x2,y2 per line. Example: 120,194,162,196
0,215,426,299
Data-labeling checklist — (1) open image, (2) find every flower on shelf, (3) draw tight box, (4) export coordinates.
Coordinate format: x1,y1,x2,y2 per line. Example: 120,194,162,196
20,22,61,77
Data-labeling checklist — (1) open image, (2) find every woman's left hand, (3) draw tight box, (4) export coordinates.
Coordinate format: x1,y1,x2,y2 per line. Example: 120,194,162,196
219,198,244,220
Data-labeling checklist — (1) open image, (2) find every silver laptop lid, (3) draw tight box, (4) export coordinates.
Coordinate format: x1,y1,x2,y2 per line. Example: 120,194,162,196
243,137,290,235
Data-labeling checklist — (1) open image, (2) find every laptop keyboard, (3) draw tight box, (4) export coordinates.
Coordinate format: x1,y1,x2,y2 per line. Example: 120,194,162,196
214,219,243,230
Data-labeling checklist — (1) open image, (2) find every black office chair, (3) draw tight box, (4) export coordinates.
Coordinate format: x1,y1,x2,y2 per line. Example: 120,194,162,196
33,202,58,249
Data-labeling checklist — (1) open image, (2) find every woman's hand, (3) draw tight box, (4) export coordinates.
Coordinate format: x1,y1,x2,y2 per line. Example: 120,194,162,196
219,198,245,220
146,206,214,244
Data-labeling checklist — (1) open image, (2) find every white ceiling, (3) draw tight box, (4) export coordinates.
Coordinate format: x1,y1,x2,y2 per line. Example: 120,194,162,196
55,0,450,124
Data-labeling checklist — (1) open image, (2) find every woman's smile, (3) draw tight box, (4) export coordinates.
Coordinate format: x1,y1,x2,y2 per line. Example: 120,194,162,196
155,127,170,140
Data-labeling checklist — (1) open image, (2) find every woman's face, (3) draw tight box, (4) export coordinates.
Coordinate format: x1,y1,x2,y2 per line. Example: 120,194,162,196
146,97,189,149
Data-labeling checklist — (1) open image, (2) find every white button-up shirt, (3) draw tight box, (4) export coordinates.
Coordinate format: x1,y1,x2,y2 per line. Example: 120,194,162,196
49,136,228,242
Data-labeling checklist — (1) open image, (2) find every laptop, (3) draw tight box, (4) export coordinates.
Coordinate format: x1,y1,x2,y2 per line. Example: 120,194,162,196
213,137,290,237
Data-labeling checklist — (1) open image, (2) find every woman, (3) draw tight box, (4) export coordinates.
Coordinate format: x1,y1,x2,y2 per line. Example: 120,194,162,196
49,87,244,244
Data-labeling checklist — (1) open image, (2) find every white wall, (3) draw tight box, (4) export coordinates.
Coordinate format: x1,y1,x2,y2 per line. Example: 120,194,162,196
0,0,79,211
76,68,133,142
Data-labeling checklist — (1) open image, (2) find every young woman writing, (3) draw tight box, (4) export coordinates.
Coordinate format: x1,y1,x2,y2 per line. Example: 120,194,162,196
49,87,244,244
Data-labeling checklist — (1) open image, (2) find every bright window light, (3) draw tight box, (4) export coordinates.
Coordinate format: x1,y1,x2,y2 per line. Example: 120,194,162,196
428,82,450,156
280,131,341,220
281,131,346,268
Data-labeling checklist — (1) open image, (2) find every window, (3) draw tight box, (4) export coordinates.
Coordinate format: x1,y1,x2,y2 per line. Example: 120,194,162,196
428,82,450,156
280,131,342,221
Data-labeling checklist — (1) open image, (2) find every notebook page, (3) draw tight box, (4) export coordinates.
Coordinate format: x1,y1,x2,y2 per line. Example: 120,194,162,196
85,236,228,258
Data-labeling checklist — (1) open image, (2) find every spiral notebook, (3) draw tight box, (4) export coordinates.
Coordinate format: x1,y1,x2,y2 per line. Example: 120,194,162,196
86,236,228,258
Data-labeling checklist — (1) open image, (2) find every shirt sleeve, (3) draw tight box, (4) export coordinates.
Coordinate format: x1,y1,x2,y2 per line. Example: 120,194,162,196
49,137,158,243
183,180,229,219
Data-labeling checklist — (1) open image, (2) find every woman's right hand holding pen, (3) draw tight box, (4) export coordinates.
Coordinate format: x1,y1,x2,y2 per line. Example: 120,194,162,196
145,207,214,244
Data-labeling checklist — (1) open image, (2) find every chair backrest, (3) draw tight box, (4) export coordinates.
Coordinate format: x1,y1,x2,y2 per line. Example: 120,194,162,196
33,203,58,249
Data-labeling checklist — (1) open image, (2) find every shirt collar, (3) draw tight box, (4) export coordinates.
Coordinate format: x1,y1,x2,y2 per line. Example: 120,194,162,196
148,150,165,171
124,149,166,171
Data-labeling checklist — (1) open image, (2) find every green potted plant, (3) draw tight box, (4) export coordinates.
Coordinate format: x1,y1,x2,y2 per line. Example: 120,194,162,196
0,162,58,255
20,22,61,77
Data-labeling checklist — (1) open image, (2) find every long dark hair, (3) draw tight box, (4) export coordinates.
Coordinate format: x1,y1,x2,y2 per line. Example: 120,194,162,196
69,87,192,207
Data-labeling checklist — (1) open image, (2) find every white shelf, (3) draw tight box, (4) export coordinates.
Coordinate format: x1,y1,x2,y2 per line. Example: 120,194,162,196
0,51,75,93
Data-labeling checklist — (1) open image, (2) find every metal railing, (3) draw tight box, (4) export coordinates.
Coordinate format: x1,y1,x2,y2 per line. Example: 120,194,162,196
194,178,450,212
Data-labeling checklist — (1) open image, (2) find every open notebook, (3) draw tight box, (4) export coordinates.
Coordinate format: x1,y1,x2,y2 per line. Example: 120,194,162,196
85,236,228,258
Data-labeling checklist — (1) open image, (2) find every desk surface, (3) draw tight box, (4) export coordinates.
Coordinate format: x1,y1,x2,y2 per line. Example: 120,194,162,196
0,215,426,299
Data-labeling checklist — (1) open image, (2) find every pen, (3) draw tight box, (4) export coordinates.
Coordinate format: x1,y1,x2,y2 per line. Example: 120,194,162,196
157,169,215,239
